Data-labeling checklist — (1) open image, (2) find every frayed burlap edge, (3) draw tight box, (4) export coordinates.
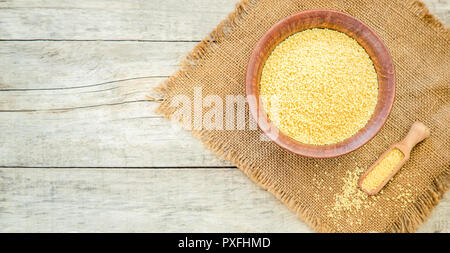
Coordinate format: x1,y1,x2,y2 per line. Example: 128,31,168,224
154,0,450,233
406,0,450,39
387,168,449,233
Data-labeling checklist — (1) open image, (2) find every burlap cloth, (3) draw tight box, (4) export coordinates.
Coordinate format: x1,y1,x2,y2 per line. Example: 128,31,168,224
155,0,450,232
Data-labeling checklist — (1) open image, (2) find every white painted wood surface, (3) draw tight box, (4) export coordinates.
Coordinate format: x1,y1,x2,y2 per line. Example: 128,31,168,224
0,168,448,233
0,0,237,40
0,168,313,233
0,0,448,232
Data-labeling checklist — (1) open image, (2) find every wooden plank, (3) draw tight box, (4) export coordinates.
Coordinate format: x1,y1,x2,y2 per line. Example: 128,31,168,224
0,0,447,41
0,101,233,167
0,0,238,41
0,77,162,111
0,167,448,232
0,167,312,232
0,41,194,90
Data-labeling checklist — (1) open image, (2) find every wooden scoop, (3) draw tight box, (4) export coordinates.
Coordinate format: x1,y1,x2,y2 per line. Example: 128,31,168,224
358,122,430,195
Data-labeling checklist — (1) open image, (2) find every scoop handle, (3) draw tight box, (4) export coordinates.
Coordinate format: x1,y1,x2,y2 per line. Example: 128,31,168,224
398,122,430,154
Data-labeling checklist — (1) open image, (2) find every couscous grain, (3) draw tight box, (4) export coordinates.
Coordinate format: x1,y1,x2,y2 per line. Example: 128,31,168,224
361,148,405,192
260,28,378,145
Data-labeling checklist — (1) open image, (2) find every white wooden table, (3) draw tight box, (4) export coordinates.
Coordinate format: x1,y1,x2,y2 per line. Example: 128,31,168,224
0,0,449,232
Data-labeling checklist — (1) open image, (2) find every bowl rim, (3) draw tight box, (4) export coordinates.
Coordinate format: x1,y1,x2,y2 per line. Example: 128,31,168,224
245,9,395,158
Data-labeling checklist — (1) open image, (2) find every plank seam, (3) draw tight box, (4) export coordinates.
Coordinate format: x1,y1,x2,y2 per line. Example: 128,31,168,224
0,166,237,169
0,39,202,42
0,76,168,92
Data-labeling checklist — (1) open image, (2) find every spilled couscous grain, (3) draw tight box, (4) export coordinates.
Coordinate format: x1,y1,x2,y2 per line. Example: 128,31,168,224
361,148,405,192
327,167,372,226
260,28,378,145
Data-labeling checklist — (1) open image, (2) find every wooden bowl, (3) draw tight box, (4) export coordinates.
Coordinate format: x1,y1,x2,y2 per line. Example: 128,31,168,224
246,10,395,158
